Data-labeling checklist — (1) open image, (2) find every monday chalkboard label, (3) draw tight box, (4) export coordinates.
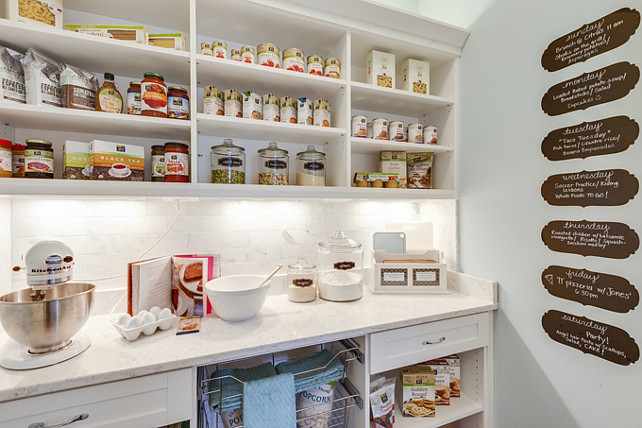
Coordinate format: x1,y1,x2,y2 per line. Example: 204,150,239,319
541,116,639,161
542,265,639,313
541,220,639,258
542,310,639,365
542,8,640,72
541,168,638,207
541,62,640,116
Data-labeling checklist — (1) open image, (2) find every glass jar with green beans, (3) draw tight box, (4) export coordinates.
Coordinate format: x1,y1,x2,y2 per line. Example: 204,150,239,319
210,139,246,184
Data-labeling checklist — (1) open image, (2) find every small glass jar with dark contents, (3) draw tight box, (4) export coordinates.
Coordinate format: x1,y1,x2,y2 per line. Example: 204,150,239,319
163,142,189,183
25,139,54,179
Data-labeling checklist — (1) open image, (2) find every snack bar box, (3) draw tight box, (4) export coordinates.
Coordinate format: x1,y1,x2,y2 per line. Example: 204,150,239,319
371,249,447,293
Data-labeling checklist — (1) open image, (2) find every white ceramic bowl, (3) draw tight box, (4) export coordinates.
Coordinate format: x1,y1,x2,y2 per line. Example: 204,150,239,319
204,275,271,322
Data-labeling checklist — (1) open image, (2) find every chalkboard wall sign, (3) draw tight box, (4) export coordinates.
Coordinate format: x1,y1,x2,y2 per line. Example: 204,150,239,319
541,62,640,116
542,310,639,365
541,169,638,207
541,220,639,259
541,8,640,72
542,265,639,313
541,116,639,161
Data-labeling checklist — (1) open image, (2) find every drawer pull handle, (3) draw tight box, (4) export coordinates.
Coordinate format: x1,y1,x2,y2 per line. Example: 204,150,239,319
422,336,446,345
28,413,89,428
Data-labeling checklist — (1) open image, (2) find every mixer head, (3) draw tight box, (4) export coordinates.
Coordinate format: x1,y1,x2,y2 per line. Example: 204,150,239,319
24,241,75,293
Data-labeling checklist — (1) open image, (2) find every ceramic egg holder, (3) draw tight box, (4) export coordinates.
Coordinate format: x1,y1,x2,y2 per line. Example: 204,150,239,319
112,307,177,341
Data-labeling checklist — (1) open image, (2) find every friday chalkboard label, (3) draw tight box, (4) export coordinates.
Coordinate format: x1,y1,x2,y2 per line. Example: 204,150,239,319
541,168,638,207
542,8,640,72
541,62,640,116
541,265,639,313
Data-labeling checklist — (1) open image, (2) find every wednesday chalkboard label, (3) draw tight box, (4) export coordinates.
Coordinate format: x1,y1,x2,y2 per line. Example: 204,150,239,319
541,220,639,258
542,265,639,313
542,310,639,365
541,169,638,207
541,62,639,116
541,116,638,161
542,8,640,72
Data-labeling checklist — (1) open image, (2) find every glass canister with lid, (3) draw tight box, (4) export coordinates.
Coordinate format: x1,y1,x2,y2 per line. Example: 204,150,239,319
287,258,317,303
210,139,246,184
258,142,289,185
295,145,326,186
317,230,363,301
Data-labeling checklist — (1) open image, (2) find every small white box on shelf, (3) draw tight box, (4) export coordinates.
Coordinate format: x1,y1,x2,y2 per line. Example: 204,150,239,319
371,250,447,293
402,59,430,94
367,50,395,89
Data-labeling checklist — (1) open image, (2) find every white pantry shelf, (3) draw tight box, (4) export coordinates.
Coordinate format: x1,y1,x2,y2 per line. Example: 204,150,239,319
350,82,453,117
394,393,483,428
350,138,453,155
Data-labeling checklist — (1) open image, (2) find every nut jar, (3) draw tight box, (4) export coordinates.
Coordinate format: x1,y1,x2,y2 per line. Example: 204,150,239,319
295,145,326,186
210,139,246,184
287,258,317,303
317,230,363,302
258,142,289,185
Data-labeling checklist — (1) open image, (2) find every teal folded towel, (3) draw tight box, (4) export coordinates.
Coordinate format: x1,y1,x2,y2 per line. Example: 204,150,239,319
208,362,277,412
275,349,345,393
243,372,296,428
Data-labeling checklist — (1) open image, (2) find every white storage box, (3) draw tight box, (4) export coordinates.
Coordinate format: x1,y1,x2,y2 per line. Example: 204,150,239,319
6,0,63,28
371,250,447,293
367,50,395,88
402,58,430,94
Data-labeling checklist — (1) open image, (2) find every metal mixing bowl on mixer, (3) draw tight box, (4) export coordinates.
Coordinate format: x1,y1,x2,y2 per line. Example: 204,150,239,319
0,283,95,354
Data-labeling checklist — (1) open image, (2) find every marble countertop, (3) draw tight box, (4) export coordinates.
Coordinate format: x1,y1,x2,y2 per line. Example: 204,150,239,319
0,272,497,402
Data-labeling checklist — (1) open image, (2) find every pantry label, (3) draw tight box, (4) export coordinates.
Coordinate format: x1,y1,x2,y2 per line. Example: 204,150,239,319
541,8,640,72
542,310,639,365
541,116,638,161
541,169,638,207
541,62,639,116
542,265,639,313
541,220,639,259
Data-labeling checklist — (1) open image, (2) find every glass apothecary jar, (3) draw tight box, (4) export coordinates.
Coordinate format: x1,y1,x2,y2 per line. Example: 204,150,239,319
258,142,289,185
295,145,326,186
210,139,246,184
287,258,317,303
317,230,363,302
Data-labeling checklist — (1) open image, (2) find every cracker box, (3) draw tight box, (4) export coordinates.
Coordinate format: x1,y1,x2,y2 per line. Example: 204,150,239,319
402,59,430,94
297,97,312,125
419,360,450,405
63,140,90,180
148,33,185,51
407,153,432,189
6,0,63,28
89,140,145,181
442,354,461,398
367,50,395,89
313,99,331,127
224,89,242,118
400,365,435,418
203,85,224,115
242,91,262,120
380,151,407,188
65,25,148,44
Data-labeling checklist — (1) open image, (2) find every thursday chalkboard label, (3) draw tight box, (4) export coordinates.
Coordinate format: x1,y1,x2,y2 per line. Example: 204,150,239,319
541,169,638,207
542,8,640,72
541,116,639,161
542,310,639,365
541,62,640,116
542,265,639,313
541,220,639,259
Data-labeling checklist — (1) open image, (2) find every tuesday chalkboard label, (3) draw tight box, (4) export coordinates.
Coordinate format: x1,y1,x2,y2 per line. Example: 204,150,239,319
541,169,638,207
542,265,639,313
542,220,639,259
542,8,640,72
541,116,639,161
541,62,640,116
542,310,639,365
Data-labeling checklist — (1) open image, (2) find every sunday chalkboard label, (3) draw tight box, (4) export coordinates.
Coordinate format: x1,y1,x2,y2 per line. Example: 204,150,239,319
542,310,639,365
541,220,639,259
542,8,640,72
541,169,638,207
541,62,639,116
541,116,638,161
542,265,639,313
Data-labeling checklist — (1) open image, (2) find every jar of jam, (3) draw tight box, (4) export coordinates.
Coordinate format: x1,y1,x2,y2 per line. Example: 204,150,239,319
151,145,165,182
11,143,25,177
167,86,189,120
25,139,54,179
127,81,141,115
141,72,167,118
0,139,11,178
163,142,189,182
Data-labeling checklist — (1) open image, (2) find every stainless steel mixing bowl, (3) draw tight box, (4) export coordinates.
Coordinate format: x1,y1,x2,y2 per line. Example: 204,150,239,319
0,283,94,354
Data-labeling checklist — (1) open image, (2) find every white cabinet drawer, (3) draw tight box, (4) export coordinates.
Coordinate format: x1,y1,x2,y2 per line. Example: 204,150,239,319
0,368,193,428
370,313,490,374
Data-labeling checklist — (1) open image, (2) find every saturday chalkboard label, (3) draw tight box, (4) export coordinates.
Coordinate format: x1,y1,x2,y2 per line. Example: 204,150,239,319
542,310,639,365
542,265,639,313
541,116,638,161
541,220,639,259
542,8,640,72
541,168,638,207
541,62,640,116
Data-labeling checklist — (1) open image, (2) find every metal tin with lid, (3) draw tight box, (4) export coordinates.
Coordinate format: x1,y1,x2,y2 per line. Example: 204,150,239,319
295,145,326,186
258,142,288,185
317,230,363,302
210,139,246,184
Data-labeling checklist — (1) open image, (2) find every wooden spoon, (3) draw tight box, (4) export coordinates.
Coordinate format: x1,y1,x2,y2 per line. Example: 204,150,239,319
257,264,283,288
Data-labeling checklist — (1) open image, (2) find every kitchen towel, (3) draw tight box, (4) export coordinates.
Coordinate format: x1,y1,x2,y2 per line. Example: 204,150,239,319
208,362,277,412
243,372,296,428
275,349,345,393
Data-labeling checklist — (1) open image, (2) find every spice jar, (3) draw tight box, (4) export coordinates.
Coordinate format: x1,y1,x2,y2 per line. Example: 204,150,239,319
11,143,25,177
0,139,12,178
25,139,54,179
295,145,326,186
163,142,189,182
317,230,363,302
210,139,245,184
258,142,288,185
151,145,165,182
287,258,317,303
167,86,189,120
126,81,141,115
141,72,168,118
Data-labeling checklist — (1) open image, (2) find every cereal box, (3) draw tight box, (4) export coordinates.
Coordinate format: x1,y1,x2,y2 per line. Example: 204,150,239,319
402,59,430,94
367,50,395,89
380,151,407,188
242,91,262,120
297,97,312,125
224,89,242,118
7,0,63,28
419,360,450,405
442,354,461,398
400,365,435,417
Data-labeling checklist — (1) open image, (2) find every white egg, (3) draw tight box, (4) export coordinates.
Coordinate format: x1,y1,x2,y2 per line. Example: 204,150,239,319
141,312,156,325
158,308,172,319
149,306,161,319
127,316,143,329
118,313,131,327
137,310,149,318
